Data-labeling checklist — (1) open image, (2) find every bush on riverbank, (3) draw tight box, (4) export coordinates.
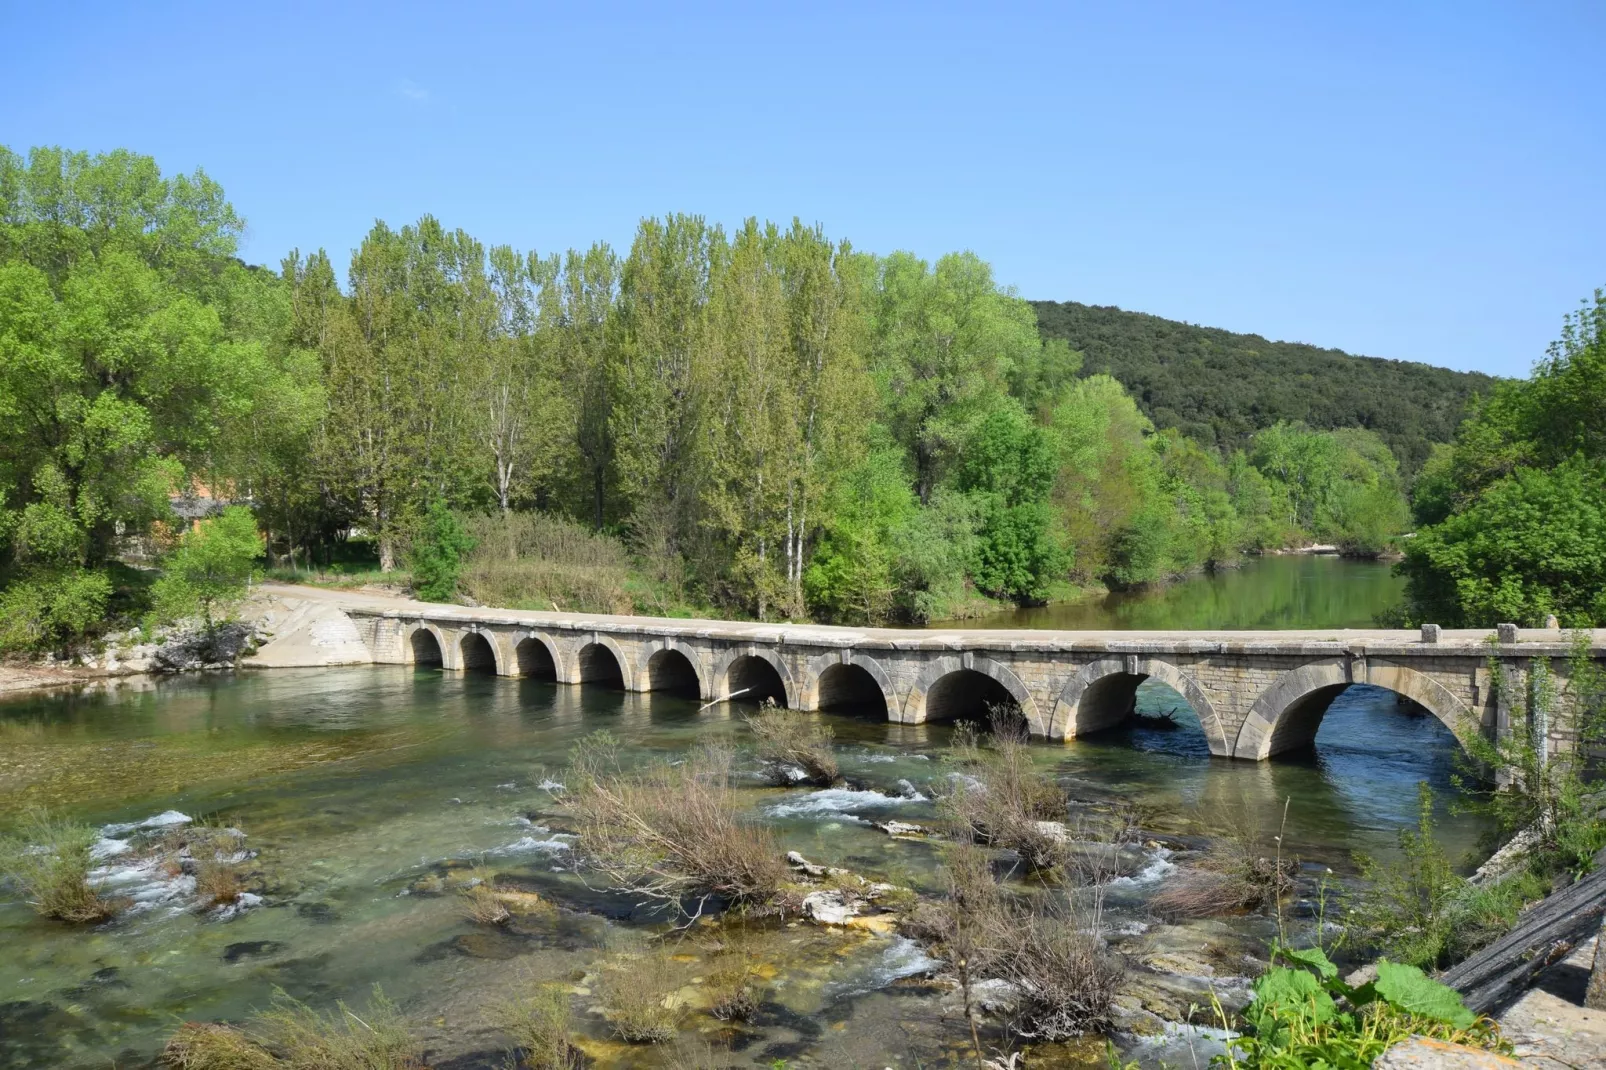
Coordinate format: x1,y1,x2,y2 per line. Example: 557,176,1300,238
567,737,786,913
0,808,122,923
745,702,839,786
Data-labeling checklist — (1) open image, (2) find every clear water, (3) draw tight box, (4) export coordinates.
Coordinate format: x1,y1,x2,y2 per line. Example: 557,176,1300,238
0,661,1482,1069
956,554,1407,631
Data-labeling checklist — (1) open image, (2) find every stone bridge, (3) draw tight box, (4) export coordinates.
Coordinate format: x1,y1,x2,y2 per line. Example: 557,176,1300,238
314,593,1606,762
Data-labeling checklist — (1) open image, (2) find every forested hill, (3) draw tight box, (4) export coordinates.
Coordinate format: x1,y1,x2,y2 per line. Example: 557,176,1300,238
1032,300,1499,474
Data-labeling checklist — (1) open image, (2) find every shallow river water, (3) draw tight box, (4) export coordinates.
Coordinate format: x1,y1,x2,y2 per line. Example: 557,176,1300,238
0,632,1483,1069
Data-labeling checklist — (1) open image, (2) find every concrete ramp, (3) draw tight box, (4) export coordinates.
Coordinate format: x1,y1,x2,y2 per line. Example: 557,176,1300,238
244,593,374,668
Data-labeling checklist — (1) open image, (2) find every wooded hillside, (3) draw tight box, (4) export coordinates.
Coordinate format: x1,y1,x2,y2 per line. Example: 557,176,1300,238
1032,300,1499,474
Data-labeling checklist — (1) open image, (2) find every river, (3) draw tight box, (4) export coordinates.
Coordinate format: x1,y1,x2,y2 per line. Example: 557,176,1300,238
1,557,1481,1069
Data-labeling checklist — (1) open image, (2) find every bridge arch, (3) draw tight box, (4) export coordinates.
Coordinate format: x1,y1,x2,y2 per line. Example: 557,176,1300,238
575,636,633,690
405,623,447,667
458,630,501,674
1233,657,1473,759
514,633,562,679
640,640,706,698
903,656,1040,730
802,652,896,719
1050,657,1229,755
712,647,796,707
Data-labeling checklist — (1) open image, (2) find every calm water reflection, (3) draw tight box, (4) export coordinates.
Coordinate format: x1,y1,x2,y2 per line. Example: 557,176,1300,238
954,553,1405,631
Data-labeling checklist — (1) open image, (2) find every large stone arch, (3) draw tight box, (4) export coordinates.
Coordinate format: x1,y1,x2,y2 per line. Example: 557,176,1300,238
637,639,709,698
457,628,502,674
1233,656,1473,760
404,622,448,667
1050,656,1229,755
574,634,634,690
711,646,796,708
800,651,897,719
512,631,563,679
902,655,1040,730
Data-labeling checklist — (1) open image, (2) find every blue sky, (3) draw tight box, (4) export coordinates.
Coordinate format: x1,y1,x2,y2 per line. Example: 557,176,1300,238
4,1,1602,376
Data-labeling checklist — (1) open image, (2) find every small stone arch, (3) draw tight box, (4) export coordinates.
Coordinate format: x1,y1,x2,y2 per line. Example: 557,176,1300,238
514,633,561,679
712,646,796,707
802,652,897,719
1233,657,1473,760
575,636,633,690
405,623,446,667
640,640,706,698
1050,657,1229,756
903,656,1040,730
458,630,500,673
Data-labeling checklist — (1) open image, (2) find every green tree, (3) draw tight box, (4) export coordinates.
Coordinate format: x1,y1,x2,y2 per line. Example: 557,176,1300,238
1400,291,1606,626
151,506,264,634
954,404,1065,602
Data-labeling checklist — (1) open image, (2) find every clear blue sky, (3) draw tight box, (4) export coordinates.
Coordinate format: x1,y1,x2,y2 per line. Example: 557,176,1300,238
4,1,1602,376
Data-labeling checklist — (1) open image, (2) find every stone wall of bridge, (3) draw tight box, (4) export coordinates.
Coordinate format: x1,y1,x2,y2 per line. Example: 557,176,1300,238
344,607,1602,762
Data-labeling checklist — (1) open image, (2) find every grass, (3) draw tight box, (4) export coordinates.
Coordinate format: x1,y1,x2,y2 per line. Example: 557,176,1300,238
744,702,839,786
491,980,581,1069
941,708,1069,872
598,946,686,1043
457,512,704,617
704,953,763,1022
460,882,512,926
161,987,422,1070
254,986,424,1069
0,807,122,923
160,820,253,910
160,1023,278,1070
567,738,786,913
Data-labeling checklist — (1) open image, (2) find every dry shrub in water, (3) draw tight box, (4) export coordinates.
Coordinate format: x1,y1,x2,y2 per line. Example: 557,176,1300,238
911,843,1123,1042
1152,816,1293,921
196,861,245,908
567,738,785,912
0,807,122,923
744,701,839,786
491,980,581,1070
598,947,686,1043
160,1022,277,1070
254,986,424,1070
942,708,1068,871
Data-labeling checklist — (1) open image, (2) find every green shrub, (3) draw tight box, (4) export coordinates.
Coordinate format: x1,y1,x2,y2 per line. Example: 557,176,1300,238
0,567,113,653
407,500,474,603
0,807,121,923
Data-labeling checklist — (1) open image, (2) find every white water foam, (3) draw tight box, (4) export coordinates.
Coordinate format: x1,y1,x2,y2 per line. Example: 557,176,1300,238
764,787,926,818
1112,845,1176,887
831,936,943,996
102,810,191,835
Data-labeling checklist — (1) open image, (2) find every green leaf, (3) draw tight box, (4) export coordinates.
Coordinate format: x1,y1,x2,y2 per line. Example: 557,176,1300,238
1280,944,1339,982
1372,960,1476,1028
1252,966,1337,1027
